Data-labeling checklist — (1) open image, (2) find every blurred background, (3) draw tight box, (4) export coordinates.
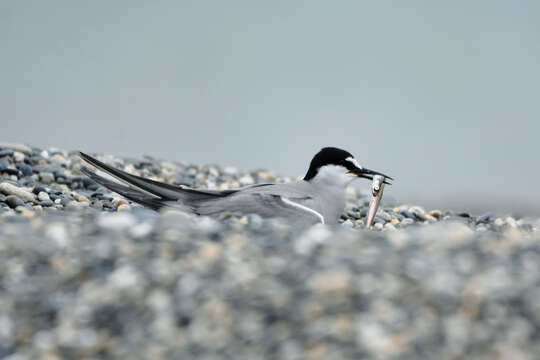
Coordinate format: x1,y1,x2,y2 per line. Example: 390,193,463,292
2,1,539,215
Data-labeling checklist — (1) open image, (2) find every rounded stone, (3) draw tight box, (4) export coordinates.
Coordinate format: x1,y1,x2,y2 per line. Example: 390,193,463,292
38,191,50,202
13,151,25,162
5,195,25,208
18,164,33,177
40,172,55,184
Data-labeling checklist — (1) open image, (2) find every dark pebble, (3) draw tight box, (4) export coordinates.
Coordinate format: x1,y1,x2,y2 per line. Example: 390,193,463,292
17,164,33,177
413,212,427,221
39,200,54,207
56,177,72,185
0,149,14,158
5,195,25,208
477,212,492,224
0,160,8,171
457,212,471,218
53,170,66,178
400,210,416,219
1,168,19,176
27,156,43,165
32,186,47,195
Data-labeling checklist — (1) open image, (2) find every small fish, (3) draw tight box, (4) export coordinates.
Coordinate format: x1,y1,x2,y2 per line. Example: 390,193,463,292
366,175,386,229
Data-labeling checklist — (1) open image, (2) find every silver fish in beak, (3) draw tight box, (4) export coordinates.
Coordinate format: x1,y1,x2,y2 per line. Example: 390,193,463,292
366,175,386,229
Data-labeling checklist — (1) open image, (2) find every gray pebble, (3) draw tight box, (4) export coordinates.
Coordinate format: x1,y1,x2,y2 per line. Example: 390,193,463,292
40,172,55,184
39,199,54,207
18,164,33,177
5,195,25,208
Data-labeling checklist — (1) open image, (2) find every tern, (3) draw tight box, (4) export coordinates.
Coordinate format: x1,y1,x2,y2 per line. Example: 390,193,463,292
80,147,393,224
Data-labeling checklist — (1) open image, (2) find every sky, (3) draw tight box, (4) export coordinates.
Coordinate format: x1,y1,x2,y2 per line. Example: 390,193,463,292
2,1,539,215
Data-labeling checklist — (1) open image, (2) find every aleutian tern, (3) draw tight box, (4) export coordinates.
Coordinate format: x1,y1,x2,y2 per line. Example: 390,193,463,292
80,147,393,224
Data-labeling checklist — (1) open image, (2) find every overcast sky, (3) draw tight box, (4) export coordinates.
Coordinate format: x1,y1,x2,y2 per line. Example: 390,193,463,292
2,1,539,214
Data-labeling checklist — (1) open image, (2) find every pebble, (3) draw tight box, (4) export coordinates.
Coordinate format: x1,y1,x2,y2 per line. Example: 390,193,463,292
401,218,414,226
37,191,50,201
0,142,32,154
0,182,35,201
75,193,90,203
505,217,518,228
0,149,14,158
117,203,131,211
13,151,25,162
66,201,89,210
18,164,33,177
40,172,55,184
239,175,255,185
97,212,136,230
409,206,427,220
40,199,54,207
5,195,25,208
477,212,492,224
377,210,393,222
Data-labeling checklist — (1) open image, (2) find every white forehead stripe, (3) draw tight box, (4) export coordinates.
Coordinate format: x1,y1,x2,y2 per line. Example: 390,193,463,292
346,157,362,169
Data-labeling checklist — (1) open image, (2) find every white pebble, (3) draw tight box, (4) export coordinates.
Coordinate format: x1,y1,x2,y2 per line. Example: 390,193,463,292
97,212,136,231
239,175,254,185
13,151,25,162
129,221,154,238
37,191,50,201
45,223,70,247
295,224,331,255
0,142,32,154
505,217,518,228
109,265,140,289
402,218,414,226
383,223,397,231
342,219,354,227
0,182,35,202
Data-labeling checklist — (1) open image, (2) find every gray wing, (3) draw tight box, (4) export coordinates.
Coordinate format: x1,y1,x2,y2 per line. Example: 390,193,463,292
190,183,325,224
80,152,324,222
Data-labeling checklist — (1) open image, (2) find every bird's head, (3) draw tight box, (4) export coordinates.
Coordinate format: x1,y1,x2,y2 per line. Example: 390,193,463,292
304,147,393,187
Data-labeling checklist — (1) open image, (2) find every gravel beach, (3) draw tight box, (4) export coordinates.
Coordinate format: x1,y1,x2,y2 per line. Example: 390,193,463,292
1,143,540,359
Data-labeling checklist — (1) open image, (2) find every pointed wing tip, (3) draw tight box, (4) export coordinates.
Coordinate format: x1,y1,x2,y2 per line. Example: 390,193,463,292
78,151,90,160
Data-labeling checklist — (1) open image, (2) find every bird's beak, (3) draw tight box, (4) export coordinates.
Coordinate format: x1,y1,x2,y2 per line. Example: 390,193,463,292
348,167,393,185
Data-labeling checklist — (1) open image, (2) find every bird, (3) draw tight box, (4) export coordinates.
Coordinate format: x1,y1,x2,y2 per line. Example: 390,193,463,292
79,147,393,225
